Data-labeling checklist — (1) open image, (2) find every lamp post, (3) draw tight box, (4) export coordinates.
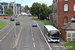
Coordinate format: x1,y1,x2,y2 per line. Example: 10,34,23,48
14,0,16,37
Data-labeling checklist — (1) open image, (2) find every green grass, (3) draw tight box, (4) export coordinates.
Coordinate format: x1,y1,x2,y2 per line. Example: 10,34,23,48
0,20,7,30
63,41,75,50
18,16,28,19
32,18,51,25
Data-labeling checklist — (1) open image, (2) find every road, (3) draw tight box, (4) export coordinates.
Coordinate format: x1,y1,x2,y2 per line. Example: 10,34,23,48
0,17,66,50
17,18,65,50
0,19,22,50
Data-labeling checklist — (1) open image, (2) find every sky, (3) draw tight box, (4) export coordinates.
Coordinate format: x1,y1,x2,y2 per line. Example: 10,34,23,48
0,0,53,7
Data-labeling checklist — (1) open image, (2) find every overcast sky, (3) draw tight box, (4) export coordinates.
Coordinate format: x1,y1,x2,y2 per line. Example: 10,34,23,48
0,0,53,7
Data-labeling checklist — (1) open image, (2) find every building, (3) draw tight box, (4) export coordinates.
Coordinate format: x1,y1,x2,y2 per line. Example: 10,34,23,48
21,6,25,12
61,17,75,41
50,0,75,31
0,2,9,15
0,2,21,16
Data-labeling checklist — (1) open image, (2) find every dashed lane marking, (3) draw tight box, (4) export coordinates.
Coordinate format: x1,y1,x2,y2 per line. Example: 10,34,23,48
3,36,6,39
32,37,34,41
0,40,2,42
33,42,35,48
32,34,33,37
33,21,52,50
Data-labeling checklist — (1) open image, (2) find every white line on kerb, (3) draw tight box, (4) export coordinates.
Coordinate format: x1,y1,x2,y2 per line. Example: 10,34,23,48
33,42,35,48
33,21,52,50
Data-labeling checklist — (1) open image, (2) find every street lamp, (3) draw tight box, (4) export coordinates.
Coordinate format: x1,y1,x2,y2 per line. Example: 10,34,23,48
14,0,16,37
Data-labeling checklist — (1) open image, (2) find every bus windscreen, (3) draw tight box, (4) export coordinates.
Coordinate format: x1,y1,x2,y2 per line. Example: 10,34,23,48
49,31,59,39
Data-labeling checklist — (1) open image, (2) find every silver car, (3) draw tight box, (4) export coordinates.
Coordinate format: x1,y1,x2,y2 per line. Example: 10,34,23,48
32,23,37,27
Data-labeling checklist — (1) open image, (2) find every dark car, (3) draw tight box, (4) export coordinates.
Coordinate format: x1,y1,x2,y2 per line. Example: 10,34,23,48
4,17,8,19
10,18,15,21
16,21,20,25
32,23,37,27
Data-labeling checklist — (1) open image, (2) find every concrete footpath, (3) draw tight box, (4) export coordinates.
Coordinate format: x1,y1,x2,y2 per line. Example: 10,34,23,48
60,37,67,50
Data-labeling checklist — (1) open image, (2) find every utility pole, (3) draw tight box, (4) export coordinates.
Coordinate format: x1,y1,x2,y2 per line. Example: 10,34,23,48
14,0,16,37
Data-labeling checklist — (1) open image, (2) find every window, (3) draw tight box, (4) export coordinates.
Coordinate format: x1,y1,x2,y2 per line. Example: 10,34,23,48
64,17,68,23
73,4,75,11
57,0,58,3
54,0,55,2
64,0,69,1
64,4,68,11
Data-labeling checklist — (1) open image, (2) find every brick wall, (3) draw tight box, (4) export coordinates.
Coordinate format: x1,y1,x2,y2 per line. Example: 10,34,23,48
61,29,67,41
58,0,75,30
0,15,10,17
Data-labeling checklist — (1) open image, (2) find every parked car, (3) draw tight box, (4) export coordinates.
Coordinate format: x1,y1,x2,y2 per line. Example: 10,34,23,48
16,21,20,25
10,18,15,21
4,17,8,19
32,23,37,27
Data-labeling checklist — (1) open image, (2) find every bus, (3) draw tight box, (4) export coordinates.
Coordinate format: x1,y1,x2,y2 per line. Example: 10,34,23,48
44,25,60,42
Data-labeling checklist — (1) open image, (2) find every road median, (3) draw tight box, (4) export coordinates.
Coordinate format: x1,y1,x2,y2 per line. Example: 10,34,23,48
0,20,7,30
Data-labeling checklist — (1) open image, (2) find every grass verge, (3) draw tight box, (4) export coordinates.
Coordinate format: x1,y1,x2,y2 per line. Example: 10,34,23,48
63,41,75,50
0,20,7,30
32,18,51,25
18,16,28,19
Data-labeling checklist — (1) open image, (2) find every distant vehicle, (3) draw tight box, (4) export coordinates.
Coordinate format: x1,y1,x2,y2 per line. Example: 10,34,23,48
4,17,8,19
16,21,20,25
28,13,32,16
21,12,28,15
32,23,37,27
10,18,15,21
44,25,60,42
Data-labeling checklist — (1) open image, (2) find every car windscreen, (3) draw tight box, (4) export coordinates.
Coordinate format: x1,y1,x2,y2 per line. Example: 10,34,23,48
33,23,36,25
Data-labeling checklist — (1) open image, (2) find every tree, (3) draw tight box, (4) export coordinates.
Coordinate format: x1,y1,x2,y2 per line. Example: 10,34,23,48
24,5,30,12
40,3,53,20
6,8,13,15
30,2,42,19
49,4,53,11
40,3,48,20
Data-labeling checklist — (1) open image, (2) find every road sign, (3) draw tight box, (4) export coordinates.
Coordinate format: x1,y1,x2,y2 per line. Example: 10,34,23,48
47,17,48,19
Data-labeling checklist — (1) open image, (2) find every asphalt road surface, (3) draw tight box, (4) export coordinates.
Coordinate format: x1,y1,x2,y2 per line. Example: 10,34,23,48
0,17,66,50
17,18,65,50
0,19,22,50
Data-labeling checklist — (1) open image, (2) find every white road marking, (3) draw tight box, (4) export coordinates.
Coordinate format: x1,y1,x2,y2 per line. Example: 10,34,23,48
32,34,33,37
6,33,9,35
41,48,45,50
33,42,35,48
21,22,23,26
0,40,2,42
13,27,23,48
3,36,6,39
25,48,29,50
32,37,34,41
33,21,52,50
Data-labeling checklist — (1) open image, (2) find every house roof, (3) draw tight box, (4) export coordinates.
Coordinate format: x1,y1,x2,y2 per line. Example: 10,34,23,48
62,23,75,29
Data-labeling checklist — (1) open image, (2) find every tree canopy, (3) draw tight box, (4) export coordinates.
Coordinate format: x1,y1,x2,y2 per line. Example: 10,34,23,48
6,8,13,15
30,2,53,20
30,2,42,19
24,5,30,10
